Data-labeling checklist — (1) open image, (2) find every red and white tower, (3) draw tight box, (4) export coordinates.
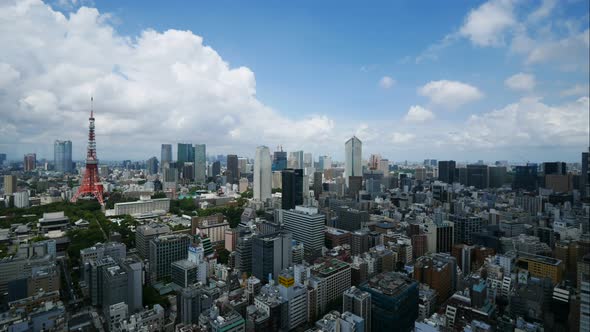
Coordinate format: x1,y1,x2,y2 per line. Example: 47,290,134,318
71,97,104,205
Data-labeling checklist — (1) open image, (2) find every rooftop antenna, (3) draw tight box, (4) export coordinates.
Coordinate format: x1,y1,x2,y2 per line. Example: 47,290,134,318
90,96,94,118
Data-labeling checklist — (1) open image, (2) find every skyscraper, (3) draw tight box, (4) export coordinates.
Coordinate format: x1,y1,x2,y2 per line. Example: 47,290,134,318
581,149,589,198
466,164,489,189
54,140,72,173
161,144,172,169
281,168,303,210
0,153,6,166
345,136,362,187
146,157,159,175
211,160,221,177
513,164,538,191
254,146,272,202
343,286,372,332
177,143,194,168
289,151,304,169
318,155,332,171
194,144,206,183
542,162,566,175
282,206,325,261
227,154,239,184
3,175,17,195
23,153,36,171
251,231,292,282
438,160,456,184
272,148,287,171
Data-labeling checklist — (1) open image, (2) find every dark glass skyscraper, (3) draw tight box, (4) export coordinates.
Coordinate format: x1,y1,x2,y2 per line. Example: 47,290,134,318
54,140,72,173
466,164,488,189
542,162,566,175
272,149,287,171
177,143,194,168
212,160,221,177
513,164,538,191
438,160,456,184
281,168,303,210
161,144,172,168
226,154,239,184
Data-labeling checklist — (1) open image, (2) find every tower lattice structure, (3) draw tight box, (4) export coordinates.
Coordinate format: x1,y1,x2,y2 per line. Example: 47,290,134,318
71,98,104,205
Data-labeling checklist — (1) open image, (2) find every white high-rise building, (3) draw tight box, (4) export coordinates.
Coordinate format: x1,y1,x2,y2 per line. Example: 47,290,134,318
14,191,29,208
194,144,206,183
345,136,362,187
254,146,272,202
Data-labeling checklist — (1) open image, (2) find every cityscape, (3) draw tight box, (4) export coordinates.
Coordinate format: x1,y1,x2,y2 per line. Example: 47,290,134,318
0,1,590,332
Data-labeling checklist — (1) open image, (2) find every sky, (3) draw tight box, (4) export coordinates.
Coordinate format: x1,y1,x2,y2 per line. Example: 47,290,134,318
0,0,588,163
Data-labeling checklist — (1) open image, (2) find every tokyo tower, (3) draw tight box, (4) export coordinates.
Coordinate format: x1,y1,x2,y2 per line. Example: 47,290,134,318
71,97,104,205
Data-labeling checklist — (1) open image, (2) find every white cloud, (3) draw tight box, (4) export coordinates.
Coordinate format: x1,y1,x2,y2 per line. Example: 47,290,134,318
504,72,536,91
560,84,590,97
418,80,483,109
519,28,590,71
0,0,339,159
378,76,395,89
404,105,435,123
459,0,516,47
527,0,556,22
391,132,415,144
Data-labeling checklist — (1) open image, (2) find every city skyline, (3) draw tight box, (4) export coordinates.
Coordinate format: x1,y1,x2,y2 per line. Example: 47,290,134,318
0,0,588,162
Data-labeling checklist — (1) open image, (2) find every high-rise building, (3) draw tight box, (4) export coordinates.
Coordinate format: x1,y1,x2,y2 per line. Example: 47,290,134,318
54,140,72,173
513,164,538,191
438,161,456,184
149,234,191,282
3,175,16,195
303,153,313,168
177,143,194,168
171,260,198,288
23,153,36,171
451,215,482,245
336,206,369,232
319,155,332,171
281,168,303,210
543,162,566,175
288,151,304,169
160,144,172,170
135,223,171,259
0,153,6,165
489,166,507,188
102,265,128,309
466,164,489,189
343,286,372,332
226,154,239,185
582,150,589,198
211,160,221,177
251,231,292,282
146,157,159,175
272,148,287,171
282,206,325,261
359,272,419,332
414,255,453,304
351,230,370,256
580,273,590,332
194,144,206,183
436,222,454,253
313,171,323,200
345,136,362,187
162,161,178,182
254,146,272,202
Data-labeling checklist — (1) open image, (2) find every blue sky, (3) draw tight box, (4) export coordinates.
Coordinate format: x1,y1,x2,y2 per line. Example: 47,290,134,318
0,0,588,162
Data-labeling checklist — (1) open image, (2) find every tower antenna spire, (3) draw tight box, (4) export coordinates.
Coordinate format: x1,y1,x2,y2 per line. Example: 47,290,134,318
90,96,94,118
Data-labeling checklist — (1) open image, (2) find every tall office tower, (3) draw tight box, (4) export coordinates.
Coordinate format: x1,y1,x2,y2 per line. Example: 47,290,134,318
119,257,143,313
466,164,489,189
313,171,323,200
436,222,455,253
161,144,172,169
254,146,272,202
272,147,287,171
318,155,332,171
581,273,590,332
282,206,325,261
0,153,6,165
54,140,72,173
369,154,381,170
303,153,313,168
543,162,566,175
71,100,105,205
101,265,128,309
146,157,159,175
281,168,304,210
438,160,456,184
351,230,370,256
3,175,16,195
288,150,304,169
149,234,191,282
177,284,217,325
193,144,207,183
163,162,178,182
177,143,194,168
226,154,239,184
345,136,362,187
336,206,369,232
135,223,171,259
581,150,589,198
489,166,507,188
211,160,221,177
236,234,254,274
343,286,372,332
451,215,482,245
513,164,539,191
378,159,389,175
359,272,419,332
251,231,292,282
23,153,36,171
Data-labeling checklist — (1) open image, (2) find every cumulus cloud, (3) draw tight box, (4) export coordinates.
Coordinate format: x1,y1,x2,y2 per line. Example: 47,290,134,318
504,72,536,91
404,105,435,123
418,80,483,109
378,76,395,89
560,84,590,97
391,132,416,144
459,0,516,47
0,0,339,159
